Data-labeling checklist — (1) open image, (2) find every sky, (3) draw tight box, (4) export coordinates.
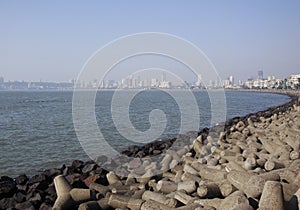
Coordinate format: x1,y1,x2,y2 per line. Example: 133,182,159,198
0,0,300,83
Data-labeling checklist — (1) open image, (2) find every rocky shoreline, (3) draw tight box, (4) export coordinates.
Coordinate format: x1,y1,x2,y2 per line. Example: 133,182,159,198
0,90,300,210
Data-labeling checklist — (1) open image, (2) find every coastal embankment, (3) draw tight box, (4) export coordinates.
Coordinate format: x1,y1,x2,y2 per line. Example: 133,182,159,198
0,90,299,210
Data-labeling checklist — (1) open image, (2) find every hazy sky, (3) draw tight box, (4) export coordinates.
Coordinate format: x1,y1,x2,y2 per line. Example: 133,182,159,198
1,0,300,82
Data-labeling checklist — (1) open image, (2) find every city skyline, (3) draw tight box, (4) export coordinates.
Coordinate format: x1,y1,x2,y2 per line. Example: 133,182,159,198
0,69,294,84
1,1,300,82
1,71,299,90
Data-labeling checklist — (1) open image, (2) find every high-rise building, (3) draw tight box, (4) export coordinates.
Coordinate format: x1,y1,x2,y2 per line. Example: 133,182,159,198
162,72,166,82
229,76,234,85
151,78,159,87
223,79,230,88
258,70,263,80
159,80,171,88
195,74,202,86
0,76,4,83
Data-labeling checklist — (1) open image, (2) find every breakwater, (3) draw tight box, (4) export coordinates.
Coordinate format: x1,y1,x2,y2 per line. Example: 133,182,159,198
0,90,299,209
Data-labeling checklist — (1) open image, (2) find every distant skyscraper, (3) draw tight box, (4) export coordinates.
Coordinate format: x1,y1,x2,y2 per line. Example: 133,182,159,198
151,78,159,87
258,70,263,80
195,74,202,86
137,76,141,86
229,76,234,85
0,76,4,83
162,72,166,82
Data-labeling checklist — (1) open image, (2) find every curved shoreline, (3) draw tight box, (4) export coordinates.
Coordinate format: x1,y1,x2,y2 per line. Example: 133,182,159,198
0,90,299,209
222,89,299,128
117,90,297,159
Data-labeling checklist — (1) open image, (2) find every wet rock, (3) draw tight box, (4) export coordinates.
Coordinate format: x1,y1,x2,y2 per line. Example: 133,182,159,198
72,160,84,170
136,151,146,158
39,202,52,210
72,179,87,189
66,173,81,185
14,191,26,203
0,176,17,198
17,184,28,192
44,195,56,206
152,150,162,155
29,192,43,208
0,197,16,209
84,174,101,187
15,200,35,210
128,159,142,170
44,184,56,197
95,155,108,165
62,166,71,176
82,163,96,174
28,174,48,185
15,174,28,185
28,180,49,191
42,168,61,178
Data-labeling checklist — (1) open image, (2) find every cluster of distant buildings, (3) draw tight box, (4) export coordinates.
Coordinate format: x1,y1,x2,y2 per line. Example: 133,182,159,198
0,71,299,90
0,77,73,90
222,71,300,90
95,73,175,89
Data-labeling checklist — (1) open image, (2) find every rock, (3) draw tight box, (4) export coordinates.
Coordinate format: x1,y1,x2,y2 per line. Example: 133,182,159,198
14,191,26,203
128,158,142,169
42,168,61,178
44,195,56,205
15,200,35,210
15,174,28,185
95,155,108,164
72,160,84,170
28,174,48,185
0,176,17,198
153,149,163,155
82,163,97,174
17,184,28,192
39,202,52,210
84,174,101,187
28,180,49,191
66,173,81,185
0,197,16,209
29,191,42,202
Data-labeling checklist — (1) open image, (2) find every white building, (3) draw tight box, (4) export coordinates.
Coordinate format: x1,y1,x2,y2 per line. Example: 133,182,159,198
159,81,171,89
151,78,159,87
287,74,300,89
195,74,202,87
223,79,231,88
229,76,234,85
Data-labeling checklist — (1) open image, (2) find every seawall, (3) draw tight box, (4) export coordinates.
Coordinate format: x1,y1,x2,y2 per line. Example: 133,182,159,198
0,90,299,210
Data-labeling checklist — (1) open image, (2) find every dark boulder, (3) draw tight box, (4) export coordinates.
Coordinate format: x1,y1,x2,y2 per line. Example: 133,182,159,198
28,174,48,185
39,202,52,210
71,160,84,171
13,191,26,203
15,200,35,210
41,168,61,178
15,174,28,185
0,176,17,198
0,197,16,209
82,163,96,174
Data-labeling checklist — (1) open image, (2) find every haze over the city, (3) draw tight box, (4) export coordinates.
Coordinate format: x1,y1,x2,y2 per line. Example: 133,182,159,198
1,0,300,83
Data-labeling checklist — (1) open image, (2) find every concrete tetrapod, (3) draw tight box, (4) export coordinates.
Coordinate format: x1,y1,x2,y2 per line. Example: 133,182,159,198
53,175,93,210
258,181,284,210
227,170,265,198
